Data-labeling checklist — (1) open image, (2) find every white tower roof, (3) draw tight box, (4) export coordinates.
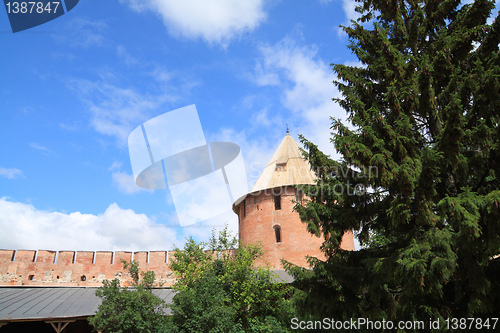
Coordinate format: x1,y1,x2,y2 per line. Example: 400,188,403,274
250,132,316,192
233,132,317,208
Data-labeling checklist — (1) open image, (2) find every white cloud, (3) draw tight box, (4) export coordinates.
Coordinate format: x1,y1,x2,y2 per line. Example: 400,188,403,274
108,161,123,171
252,107,279,128
116,45,139,66
0,167,23,179
29,142,55,156
0,197,182,251
120,0,267,46
254,36,346,158
332,0,365,37
67,76,177,145
109,161,152,195
54,18,107,48
341,0,361,23
181,210,238,243
112,170,151,194
253,63,280,86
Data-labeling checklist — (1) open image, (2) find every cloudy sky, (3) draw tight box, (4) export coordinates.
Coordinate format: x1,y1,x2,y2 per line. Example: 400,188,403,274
1,0,497,252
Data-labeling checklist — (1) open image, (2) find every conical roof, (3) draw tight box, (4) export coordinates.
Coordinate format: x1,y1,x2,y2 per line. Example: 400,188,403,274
250,132,316,192
233,132,317,208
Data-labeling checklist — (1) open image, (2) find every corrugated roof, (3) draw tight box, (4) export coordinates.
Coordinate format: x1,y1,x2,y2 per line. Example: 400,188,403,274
250,133,316,193
0,287,175,323
271,270,294,284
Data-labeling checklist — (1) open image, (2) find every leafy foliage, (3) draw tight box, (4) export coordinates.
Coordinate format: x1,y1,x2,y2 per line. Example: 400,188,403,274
169,227,294,332
289,0,500,326
88,259,168,333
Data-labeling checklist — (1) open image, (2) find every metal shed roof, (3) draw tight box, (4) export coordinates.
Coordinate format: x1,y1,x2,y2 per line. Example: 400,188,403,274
0,287,175,323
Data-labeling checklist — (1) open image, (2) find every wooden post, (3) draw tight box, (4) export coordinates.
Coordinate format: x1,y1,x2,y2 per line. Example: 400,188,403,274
45,320,75,333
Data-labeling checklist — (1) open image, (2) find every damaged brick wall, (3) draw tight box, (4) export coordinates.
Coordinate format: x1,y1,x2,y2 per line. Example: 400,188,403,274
0,249,176,287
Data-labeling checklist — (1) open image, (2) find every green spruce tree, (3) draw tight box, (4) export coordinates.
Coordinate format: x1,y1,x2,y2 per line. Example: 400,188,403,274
288,0,500,326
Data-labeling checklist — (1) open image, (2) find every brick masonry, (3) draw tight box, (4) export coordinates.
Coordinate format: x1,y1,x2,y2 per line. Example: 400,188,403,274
0,249,175,287
238,186,355,269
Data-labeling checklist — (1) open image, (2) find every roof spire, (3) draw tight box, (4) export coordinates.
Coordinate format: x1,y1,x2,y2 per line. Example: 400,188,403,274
286,124,289,134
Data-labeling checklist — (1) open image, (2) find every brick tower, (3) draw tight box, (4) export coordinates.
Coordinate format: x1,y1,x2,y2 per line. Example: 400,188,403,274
233,131,355,269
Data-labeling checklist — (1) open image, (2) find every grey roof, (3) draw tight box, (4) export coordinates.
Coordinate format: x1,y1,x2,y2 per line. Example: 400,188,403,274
0,287,176,323
271,270,295,284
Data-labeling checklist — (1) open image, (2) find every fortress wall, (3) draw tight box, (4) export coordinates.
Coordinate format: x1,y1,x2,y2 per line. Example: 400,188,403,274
0,250,15,263
0,249,174,287
95,251,113,265
15,250,36,263
36,250,56,263
131,251,175,285
150,251,168,265
114,251,132,265
57,251,76,265
133,251,148,266
75,251,94,265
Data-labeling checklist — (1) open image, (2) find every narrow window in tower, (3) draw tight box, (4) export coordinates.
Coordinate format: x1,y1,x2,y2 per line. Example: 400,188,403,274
273,225,281,243
253,194,260,204
243,199,246,217
274,194,281,210
253,194,261,210
295,188,303,204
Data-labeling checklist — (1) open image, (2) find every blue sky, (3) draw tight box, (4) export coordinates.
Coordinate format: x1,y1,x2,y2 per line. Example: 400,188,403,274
1,0,497,251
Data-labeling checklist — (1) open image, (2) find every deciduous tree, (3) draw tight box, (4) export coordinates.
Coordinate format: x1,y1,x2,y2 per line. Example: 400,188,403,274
89,260,169,333
170,227,293,332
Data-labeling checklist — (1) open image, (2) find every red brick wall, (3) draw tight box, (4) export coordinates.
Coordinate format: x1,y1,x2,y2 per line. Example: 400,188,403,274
0,250,174,287
239,186,354,269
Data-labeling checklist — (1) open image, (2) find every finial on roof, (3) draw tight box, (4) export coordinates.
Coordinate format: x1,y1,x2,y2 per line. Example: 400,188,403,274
286,124,289,134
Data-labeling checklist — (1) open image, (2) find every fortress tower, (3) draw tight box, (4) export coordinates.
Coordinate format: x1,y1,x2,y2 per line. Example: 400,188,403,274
233,131,355,269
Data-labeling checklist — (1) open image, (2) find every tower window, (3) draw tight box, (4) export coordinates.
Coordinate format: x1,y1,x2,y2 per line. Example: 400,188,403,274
276,163,286,171
274,194,281,210
273,225,281,243
243,199,246,217
81,275,86,282
253,194,260,204
295,188,303,204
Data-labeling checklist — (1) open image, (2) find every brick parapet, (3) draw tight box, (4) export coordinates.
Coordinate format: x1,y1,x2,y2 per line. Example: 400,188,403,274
0,250,175,287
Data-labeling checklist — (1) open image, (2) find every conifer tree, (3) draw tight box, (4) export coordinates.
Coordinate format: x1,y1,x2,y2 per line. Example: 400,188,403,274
289,0,500,325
